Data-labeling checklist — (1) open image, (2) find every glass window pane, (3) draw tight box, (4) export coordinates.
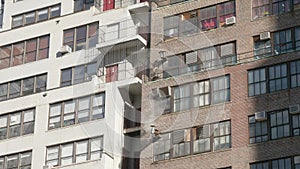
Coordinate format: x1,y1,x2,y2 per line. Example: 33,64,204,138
22,77,34,95
24,109,34,122
79,97,90,110
38,8,48,21
74,65,85,84
25,12,35,25
61,68,72,86
9,80,21,98
0,116,7,128
64,100,75,114
7,155,18,168
76,141,88,154
36,74,47,92
50,104,61,117
87,63,97,77
50,5,60,18
62,144,73,157
12,15,23,28
47,146,59,160
20,152,32,166
10,113,21,125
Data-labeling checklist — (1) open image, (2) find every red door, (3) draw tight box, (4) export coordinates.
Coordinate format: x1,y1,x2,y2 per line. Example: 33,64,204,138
106,65,118,82
103,0,114,11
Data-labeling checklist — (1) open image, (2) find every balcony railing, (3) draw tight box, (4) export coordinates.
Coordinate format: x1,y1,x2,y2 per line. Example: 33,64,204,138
98,19,149,44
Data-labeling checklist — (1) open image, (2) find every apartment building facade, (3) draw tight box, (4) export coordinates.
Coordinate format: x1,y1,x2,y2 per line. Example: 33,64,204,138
140,0,300,169
0,0,149,169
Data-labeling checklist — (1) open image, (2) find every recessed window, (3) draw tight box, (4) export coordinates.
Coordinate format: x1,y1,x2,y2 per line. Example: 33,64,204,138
0,108,35,140
49,93,105,130
12,4,61,28
173,75,230,112
163,42,236,78
153,120,231,162
0,74,47,102
46,137,103,167
248,116,268,143
0,35,49,70
253,36,271,58
74,0,95,12
63,22,98,51
60,62,97,87
252,0,291,19
248,68,266,96
0,151,32,169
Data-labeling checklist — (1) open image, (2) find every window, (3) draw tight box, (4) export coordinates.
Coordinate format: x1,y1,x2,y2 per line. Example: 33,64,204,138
249,116,268,143
248,59,300,96
250,161,269,169
49,93,105,130
0,74,47,102
268,63,288,92
60,62,97,87
173,75,230,112
248,68,267,96
213,121,231,150
172,129,191,158
272,0,291,15
211,75,230,104
163,1,236,39
253,36,272,58
163,42,236,78
292,114,300,136
0,151,32,169
295,156,300,169
153,133,170,162
249,107,300,143
193,125,210,153
252,0,291,19
274,29,293,54
12,4,60,28
46,137,103,167
270,110,290,140
180,11,199,36
0,35,49,69
74,0,94,12
63,22,98,51
200,1,235,31
0,108,35,140
153,121,231,162
163,16,179,39
272,157,292,169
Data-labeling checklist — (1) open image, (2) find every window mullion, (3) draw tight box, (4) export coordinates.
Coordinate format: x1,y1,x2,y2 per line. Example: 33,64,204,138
75,99,79,124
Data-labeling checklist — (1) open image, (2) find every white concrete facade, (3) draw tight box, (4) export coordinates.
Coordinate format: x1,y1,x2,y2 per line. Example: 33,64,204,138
0,0,148,169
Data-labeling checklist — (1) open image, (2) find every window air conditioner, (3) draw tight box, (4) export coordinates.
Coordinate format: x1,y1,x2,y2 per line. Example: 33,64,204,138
225,16,236,25
59,45,72,54
289,104,300,114
255,111,267,121
260,32,271,40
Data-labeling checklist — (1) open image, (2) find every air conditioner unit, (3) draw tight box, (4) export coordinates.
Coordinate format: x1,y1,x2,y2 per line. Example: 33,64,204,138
255,111,267,121
260,32,271,40
225,16,236,25
59,45,72,54
289,104,300,114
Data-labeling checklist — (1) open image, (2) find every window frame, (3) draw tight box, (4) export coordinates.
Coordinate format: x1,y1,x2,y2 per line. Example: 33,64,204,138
60,62,98,87
0,108,35,140
12,4,61,28
63,22,99,52
48,93,105,130
153,120,231,162
0,35,50,70
46,136,103,167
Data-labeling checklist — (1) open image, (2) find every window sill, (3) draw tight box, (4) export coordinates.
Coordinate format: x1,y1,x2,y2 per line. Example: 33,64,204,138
0,133,34,142
49,158,102,169
47,118,105,132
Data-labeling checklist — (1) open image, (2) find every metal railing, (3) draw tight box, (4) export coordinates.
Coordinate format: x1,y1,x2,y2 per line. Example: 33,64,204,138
98,19,149,44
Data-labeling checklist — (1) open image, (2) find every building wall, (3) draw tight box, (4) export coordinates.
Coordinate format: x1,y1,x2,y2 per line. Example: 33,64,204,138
140,0,300,168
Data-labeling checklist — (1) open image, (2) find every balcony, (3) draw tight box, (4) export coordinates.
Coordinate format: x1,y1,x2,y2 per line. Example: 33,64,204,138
96,19,148,49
